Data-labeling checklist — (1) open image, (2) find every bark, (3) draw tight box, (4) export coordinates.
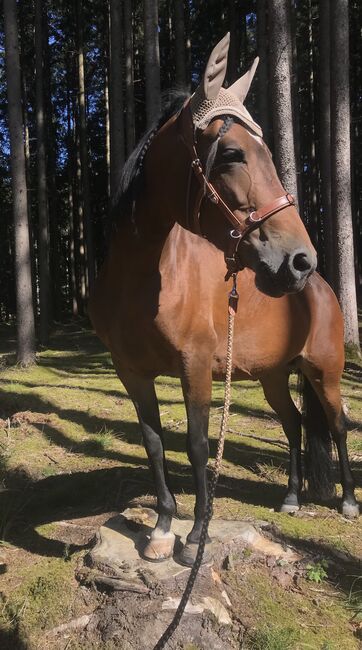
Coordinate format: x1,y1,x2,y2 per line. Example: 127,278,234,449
109,0,125,198
319,0,333,285
330,0,360,352
76,0,95,293
67,58,79,317
124,0,135,154
19,23,37,317
105,59,111,202
35,0,50,345
144,0,161,127
306,0,318,250
174,0,187,89
290,0,302,212
76,126,87,313
268,0,299,205
4,0,36,365
228,0,239,84
256,0,270,143
43,8,60,322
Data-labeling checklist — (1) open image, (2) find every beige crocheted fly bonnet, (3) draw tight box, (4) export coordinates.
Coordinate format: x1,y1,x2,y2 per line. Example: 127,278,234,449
190,33,262,138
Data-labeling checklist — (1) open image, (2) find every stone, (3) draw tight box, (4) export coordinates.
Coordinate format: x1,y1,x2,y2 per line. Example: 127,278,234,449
86,507,300,587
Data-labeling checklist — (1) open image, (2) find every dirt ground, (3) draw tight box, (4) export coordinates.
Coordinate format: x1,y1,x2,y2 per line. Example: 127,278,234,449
0,322,361,649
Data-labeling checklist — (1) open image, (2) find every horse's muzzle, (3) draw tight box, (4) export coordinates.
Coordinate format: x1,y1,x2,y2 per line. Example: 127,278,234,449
254,247,317,297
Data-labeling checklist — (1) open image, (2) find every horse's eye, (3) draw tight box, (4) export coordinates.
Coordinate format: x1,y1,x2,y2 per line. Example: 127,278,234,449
220,148,246,164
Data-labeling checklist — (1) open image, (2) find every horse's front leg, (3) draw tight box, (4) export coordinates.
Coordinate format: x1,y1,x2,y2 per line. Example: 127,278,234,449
179,357,212,566
113,362,177,561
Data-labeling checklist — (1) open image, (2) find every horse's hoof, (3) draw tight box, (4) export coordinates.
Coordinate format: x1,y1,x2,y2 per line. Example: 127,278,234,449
342,501,359,519
280,503,300,514
178,541,212,567
142,530,175,562
280,494,300,513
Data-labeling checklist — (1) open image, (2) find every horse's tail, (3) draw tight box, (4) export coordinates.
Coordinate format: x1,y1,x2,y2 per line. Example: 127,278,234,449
298,373,335,500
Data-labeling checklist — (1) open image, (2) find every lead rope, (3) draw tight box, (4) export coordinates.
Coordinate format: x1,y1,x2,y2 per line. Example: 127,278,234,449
153,273,239,650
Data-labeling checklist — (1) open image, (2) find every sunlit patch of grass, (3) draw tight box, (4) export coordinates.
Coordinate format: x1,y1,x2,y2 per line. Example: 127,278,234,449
246,625,300,650
252,460,288,484
0,556,78,635
228,567,358,650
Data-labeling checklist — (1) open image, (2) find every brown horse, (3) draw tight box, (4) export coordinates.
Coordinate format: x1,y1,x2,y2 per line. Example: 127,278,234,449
90,34,358,566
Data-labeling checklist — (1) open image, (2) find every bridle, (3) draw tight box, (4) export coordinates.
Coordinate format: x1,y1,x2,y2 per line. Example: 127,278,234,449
178,101,295,278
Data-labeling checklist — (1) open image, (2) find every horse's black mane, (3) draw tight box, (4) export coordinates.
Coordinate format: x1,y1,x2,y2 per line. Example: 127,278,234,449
112,91,190,221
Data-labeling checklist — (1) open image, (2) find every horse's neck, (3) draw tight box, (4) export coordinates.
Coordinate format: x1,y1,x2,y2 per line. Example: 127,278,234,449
109,119,195,275
109,211,176,277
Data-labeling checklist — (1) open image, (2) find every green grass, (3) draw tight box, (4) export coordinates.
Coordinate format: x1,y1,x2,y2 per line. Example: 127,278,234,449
246,625,300,650
229,567,359,650
0,321,361,649
0,556,79,637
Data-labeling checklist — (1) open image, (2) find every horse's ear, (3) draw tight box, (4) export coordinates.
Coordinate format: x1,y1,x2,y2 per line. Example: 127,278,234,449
228,57,259,103
202,32,230,100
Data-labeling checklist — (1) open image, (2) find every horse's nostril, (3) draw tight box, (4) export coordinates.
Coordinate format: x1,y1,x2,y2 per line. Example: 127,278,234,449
292,252,312,273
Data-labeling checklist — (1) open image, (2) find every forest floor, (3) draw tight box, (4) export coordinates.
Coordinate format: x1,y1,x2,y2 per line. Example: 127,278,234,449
0,320,361,649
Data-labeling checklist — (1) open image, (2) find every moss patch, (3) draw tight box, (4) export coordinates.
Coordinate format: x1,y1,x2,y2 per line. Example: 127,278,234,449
0,556,80,647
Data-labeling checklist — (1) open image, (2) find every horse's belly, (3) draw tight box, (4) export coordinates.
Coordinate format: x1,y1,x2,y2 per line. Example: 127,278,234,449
211,292,310,379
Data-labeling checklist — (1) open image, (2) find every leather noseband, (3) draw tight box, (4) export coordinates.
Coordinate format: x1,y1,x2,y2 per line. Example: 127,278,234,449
178,102,296,276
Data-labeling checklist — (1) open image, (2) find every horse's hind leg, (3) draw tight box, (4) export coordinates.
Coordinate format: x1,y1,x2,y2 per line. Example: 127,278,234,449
261,371,303,512
113,363,177,560
300,363,359,518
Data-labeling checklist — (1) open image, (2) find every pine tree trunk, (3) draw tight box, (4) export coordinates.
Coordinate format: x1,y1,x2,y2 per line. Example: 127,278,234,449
174,0,187,89
76,126,87,313
67,58,79,317
124,0,135,154
256,0,270,143
330,0,360,352
144,0,161,127
109,0,125,199
268,0,299,205
35,0,50,345
19,31,37,318
306,0,318,251
290,0,302,212
319,0,333,285
105,59,111,202
43,10,61,322
76,0,95,293
4,0,36,365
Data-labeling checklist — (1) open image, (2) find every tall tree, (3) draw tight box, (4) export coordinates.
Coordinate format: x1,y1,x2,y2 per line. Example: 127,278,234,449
124,0,135,154
35,0,50,345
76,0,95,292
330,0,360,352
66,54,79,317
256,0,270,143
109,0,125,198
4,0,36,365
268,0,299,204
319,0,333,285
144,0,161,127
174,0,187,89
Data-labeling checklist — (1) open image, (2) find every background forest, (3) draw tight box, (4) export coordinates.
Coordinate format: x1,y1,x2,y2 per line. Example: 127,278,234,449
0,0,361,364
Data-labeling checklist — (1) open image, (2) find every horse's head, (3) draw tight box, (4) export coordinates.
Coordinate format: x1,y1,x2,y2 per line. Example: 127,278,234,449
182,33,316,297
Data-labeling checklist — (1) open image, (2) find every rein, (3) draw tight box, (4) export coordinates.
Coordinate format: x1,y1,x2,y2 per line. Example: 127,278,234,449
154,274,239,650
154,105,295,649
178,102,295,277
